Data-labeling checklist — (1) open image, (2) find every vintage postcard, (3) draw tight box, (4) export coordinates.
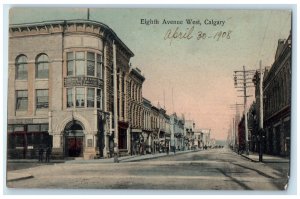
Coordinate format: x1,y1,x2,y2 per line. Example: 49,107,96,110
6,7,292,191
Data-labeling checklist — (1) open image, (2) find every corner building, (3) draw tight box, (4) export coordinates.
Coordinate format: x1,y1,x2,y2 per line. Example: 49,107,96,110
8,20,134,159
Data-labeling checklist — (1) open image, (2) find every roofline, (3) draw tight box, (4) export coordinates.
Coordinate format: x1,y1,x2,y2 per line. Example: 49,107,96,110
9,19,134,57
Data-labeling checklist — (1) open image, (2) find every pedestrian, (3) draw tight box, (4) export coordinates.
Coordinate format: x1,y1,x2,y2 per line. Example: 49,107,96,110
166,145,169,155
38,146,44,162
173,146,176,154
45,146,52,163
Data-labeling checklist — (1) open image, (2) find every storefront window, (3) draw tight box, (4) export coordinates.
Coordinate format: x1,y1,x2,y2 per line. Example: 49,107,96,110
41,124,49,132
14,125,25,132
28,124,40,132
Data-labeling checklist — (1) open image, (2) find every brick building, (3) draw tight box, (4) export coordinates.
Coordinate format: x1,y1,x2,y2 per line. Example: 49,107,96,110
128,67,145,155
263,34,291,156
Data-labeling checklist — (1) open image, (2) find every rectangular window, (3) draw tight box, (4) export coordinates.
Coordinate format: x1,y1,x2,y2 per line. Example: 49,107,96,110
28,124,40,132
67,52,74,76
76,88,85,108
40,124,49,132
97,54,102,78
36,62,48,78
97,89,102,109
75,52,85,76
14,125,25,132
67,88,73,108
36,89,49,109
16,64,28,80
87,88,95,108
87,52,95,76
16,90,28,110
7,125,14,133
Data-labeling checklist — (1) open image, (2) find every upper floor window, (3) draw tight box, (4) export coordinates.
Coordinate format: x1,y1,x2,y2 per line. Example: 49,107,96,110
75,52,85,76
36,54,49,79
87,88,95,108
67,52,74,76
16,90,28,111
67,88,73,108
76,87,85,108
16,55,28,80
67,51,103,78
97,54,102,78
87,52,95,76
36,89,49,109
97,89,102,109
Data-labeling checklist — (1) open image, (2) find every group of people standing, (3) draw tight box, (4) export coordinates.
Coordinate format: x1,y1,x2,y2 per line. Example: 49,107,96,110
38,145,51,162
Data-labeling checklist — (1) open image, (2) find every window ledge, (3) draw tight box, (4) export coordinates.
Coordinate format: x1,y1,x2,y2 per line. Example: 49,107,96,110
35,78,49,81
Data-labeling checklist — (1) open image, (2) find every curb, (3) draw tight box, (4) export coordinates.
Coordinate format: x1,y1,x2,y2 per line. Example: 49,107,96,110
240,154,258,162
7,175,34,182
123,150,200,162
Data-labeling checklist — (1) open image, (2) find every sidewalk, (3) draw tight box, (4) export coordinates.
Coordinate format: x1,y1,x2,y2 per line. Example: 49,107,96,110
65,149,198,164
240,152,289,163
7,159,65,163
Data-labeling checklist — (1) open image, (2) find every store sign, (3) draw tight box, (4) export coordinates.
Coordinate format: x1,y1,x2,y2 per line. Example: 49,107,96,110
64,77,103,88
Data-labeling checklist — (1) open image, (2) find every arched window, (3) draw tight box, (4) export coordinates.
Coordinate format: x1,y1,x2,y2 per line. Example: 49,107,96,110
16,55,28,80
36,54,49,79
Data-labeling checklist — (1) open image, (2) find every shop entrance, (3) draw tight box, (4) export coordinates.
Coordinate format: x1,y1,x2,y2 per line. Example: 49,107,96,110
64,121,84,157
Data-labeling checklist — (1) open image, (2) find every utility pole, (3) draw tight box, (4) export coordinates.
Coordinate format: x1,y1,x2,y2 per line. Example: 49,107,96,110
259,60,264,162
229,103,242,152
243,65,249,155
233,66,255,155
87,8,90,20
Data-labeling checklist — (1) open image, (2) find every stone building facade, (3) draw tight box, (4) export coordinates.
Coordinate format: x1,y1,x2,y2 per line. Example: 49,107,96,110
8,19,134,159
263,34,291,156
142,98,153,154
128,67,145,155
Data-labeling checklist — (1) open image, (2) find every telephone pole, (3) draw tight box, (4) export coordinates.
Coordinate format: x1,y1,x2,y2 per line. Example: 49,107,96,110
229,103,243,151
233,66,255,155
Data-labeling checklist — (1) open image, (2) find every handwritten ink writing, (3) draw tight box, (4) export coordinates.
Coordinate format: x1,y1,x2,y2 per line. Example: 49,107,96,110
164,27,233,45
164,26,194,45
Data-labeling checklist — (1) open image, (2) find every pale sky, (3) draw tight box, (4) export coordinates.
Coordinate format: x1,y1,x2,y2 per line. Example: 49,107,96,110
9,8,291,140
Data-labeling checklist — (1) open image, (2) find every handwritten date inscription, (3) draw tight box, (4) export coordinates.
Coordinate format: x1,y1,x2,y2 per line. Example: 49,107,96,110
164,26,232,45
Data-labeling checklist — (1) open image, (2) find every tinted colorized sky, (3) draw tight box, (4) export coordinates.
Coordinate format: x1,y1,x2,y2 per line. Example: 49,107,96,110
9,8,291,140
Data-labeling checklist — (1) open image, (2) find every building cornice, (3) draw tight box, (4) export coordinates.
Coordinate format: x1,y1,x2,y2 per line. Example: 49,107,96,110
9,19,134,59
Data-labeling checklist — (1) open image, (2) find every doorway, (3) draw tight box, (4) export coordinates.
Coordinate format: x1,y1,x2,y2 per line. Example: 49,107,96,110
64,121,84,157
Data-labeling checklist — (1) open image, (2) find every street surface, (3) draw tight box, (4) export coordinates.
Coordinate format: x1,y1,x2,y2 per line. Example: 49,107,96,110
6,148,289,190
